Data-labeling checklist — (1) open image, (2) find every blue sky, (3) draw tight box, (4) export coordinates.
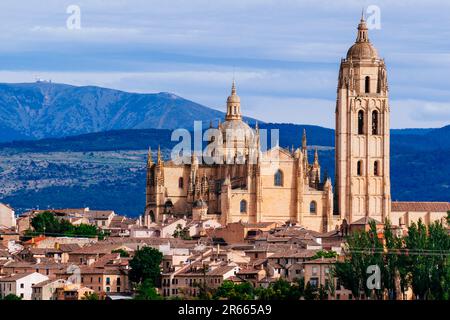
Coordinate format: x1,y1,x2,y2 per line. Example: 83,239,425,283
0,0,449,128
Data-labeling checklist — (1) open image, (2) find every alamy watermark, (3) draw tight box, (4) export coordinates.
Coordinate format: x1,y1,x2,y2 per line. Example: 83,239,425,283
66,4,81,30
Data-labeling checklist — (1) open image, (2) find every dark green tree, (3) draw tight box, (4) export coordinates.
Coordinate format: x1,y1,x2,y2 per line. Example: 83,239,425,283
134,279,162,300
129,246,163,286
214,281,254,300
2,294,22,300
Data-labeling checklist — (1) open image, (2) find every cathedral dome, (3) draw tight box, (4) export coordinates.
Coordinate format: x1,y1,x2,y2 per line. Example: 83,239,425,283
346,16,378,60
220,119,255,144
346,42,378,60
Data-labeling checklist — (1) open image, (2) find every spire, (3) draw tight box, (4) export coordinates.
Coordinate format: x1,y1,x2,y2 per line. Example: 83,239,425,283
231,79,236,95
157,145,162,165
147,147,153,167
302,129,307,150
356,11,369,43
314,148,319,166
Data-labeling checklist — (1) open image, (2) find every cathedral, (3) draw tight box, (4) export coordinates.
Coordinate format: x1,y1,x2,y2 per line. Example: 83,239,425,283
142,16,450,232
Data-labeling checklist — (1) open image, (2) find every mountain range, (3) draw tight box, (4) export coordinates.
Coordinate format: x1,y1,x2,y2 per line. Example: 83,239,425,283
0,81,256,142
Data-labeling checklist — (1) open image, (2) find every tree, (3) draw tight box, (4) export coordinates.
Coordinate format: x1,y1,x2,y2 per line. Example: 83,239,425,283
2,294,22,300
172,224,192,240
30,211,61,235
405,219,450,300
29,211,103,238
311,250,338,260
214,281,254,300
134,279,162,300
255,279,303,300
81,292,100,300
333,220,384,299
304,281,318,300
129,246,163,286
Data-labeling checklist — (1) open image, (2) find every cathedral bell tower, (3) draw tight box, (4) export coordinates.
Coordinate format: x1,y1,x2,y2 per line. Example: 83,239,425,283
335,15,391,224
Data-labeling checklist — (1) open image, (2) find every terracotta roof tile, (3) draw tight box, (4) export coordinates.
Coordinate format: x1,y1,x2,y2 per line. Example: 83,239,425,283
392,201,450,212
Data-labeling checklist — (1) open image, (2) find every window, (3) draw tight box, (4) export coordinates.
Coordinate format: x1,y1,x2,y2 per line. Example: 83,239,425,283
117,287,120,292
372,110,379,135
20,283,24,289
374,161,379,176
274,169,283,186
178,177,184,189
106,277,110,285
106,287,110,292
310,278,318,287
310,201,317,215
365,76,370,93
358,110,364,134
240,200,247,213
357,160,363,176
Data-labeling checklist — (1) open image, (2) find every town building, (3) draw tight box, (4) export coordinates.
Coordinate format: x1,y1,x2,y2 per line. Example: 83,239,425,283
0,203,16,229
0,271,49,300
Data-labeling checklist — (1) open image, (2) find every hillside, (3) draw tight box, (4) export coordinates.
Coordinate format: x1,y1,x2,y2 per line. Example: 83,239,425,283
0,82,257,142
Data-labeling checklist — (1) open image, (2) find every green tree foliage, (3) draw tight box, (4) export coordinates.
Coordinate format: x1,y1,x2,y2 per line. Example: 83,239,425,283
81,292,100,300
129,246,163,286
255,278,304,300
311,250,338,260
172,224,192,240
134,279,162,300
28,211,103,238
405,220,450,300
334,218,450,300
1,294,22,300
213,281,254,300
334,220,384,299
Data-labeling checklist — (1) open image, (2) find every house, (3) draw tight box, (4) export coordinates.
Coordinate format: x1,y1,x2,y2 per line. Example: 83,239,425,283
161,264,239,298
0,203,15,229
0,272,49,300
56,284,96,300
302,257,353,300
32,278,66,300
207,222,280,244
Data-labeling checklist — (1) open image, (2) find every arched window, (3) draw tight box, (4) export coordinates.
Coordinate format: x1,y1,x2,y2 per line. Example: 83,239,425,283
372,110,379,135
149,210,155,223
240,200,247,213
310,201,317,215
365,76,370,93
374,161,379,176
357,160,363,176
178,177,184,189
274,170,283,186
358,110,364,135
234,106,237,114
